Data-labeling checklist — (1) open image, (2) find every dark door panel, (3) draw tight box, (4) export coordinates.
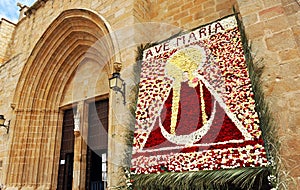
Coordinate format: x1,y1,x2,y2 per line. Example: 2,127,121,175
57,109,75,190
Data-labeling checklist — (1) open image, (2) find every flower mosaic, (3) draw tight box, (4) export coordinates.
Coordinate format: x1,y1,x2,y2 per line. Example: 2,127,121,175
131,16,268,174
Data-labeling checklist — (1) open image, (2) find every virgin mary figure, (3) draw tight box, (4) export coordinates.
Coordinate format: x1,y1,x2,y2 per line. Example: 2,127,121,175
142,45,252,150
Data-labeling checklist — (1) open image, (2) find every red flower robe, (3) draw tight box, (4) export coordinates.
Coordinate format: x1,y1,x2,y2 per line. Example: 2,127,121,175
142,80,245,152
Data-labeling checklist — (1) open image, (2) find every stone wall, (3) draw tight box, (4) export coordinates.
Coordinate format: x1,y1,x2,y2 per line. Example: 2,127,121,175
0,0,299,189
0,19,15,64
150,0,237,29
238,0,300,187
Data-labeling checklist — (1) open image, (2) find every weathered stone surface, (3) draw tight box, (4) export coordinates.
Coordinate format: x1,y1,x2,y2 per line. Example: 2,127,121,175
0,19,15,64
245,22,265,39
239,1,263,16
259,5,285,21
283,2,300,16
242,13,259,26
264,15,290,33
278,48,300,61
265,30,296,52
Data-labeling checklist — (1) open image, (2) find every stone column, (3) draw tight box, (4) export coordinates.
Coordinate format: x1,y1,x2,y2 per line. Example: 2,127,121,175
72,102,87,190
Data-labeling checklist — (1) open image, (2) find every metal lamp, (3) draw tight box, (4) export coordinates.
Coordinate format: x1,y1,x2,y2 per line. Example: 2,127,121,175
0,115,10,133
109,72,126,105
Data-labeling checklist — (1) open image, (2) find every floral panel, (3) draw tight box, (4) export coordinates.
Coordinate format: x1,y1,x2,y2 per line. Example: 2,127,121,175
131,15,268,174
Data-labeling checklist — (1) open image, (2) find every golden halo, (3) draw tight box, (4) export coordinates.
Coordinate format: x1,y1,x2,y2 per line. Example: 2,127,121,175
165,46,205,81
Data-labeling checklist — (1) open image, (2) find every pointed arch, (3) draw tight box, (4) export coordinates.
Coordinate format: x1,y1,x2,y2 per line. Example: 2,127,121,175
7,9,117,187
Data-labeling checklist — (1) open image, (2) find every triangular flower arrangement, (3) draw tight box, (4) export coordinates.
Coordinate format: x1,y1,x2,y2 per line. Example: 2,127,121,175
128,12,278,190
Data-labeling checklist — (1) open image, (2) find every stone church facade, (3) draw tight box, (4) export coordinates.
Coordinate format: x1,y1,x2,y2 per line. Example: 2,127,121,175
0,0,299,189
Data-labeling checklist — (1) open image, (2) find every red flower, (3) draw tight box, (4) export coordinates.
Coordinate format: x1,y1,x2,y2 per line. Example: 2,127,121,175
192,77,199,83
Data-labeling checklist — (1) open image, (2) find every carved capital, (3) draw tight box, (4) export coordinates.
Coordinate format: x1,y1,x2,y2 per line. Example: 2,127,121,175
113,62,122,73
74,130,80,137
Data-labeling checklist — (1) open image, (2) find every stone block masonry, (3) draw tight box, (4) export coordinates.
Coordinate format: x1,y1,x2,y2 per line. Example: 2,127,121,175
0,19,15,64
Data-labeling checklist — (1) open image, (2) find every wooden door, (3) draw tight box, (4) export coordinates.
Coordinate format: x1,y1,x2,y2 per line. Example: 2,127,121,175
57,109,75,190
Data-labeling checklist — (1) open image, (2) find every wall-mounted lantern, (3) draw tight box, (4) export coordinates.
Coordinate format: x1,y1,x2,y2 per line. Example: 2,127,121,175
0,115,10,134
109,62,126,105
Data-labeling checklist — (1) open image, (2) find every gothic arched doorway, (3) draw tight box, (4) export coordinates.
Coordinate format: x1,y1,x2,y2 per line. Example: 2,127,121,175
8,9,118,189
